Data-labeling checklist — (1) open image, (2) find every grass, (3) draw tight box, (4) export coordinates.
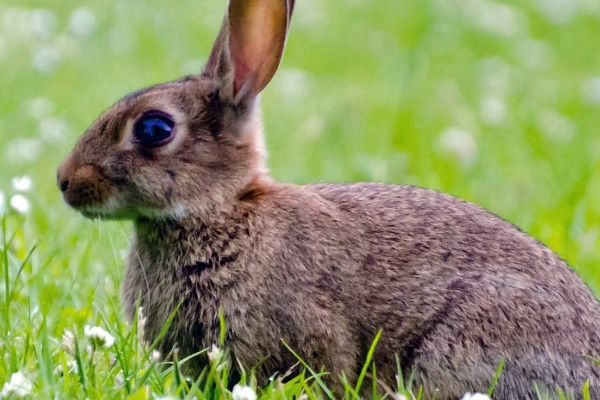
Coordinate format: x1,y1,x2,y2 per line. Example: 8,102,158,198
1,0,600,398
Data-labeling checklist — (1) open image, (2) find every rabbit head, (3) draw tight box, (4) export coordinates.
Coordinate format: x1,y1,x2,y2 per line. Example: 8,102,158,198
57,0,295,220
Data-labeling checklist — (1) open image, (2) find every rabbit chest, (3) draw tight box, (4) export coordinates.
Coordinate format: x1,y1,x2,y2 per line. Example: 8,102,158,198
121,206,364,377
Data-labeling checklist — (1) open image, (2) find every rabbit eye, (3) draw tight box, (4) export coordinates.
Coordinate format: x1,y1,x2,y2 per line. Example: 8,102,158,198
133,112,175,147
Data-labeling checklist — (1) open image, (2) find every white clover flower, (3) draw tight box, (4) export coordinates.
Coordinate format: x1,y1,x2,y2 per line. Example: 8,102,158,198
438,127,478,167
464,1,525,37
207,344,224,364
4,138,42,164
26,97,55,120
31,45,61,75
55,359,78,375
66,360,78,374
232,384,257,400
513,39,555,71
0,191,5,214
84,325,115,348
1,7,33,40
293,0,326,30
114,371,124,386
275,68,312,101
535,0,577,25
581,77,600,106
1,371,33,398
150,350,161,362
11,176,33,192
61,330,76,355
69,7,97,37
29,8,58,40
460,393,492,400
536,109,576,143
480,97,506,126
10,194,31,215
39,117,70,142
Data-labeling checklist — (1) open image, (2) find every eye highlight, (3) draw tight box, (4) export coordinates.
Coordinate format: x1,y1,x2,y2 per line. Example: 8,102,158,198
133,111,175,147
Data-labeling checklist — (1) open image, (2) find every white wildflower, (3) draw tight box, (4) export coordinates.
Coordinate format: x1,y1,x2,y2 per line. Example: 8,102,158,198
438,127,478,167
26,97,55,120
61,330,76,355
0,8,30,40
84,325,115,348
463,1,525,37
154,396,178,400
276,68,312,101
1,371,33,398
480,97,506,126
114,371,124,386
4,138,42,164
11,176,33,192
475,58,516,98
581,77,600,106
300,116,325,140
29,8,58,40
232,384,257,400
150,350,161,363
535,0,577,25
513,39,555,71
460,393,492,400
69,8,97,37
31,45,61,75
536,109,577,143
10,194,31,215
39,117,70,142
55,359,78,375
293,0,326,30
66,360,78,374
0,191,5,214
207,344,224,364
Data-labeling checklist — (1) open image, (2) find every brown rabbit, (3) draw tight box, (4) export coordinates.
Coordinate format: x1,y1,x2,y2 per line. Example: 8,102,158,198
57,0,600,398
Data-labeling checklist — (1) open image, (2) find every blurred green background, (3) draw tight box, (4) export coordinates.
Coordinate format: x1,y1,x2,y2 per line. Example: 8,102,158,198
1,0,600,311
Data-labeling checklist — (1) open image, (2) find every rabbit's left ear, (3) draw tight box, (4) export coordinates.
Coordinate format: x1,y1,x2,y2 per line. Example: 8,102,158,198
204,0,295,104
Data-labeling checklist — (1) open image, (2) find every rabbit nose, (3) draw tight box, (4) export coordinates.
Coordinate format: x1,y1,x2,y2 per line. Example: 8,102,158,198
57,156,75,192
57,169,69,192
58,176,69,192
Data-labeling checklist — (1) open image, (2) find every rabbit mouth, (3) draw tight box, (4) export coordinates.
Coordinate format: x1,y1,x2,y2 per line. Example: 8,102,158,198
80,205,141,221
78,197,123,219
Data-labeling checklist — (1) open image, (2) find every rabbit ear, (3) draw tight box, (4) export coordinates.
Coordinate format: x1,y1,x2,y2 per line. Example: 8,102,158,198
204,0,295,103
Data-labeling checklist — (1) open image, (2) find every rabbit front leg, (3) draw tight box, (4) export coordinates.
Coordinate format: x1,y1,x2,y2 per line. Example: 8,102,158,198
222,292,360,394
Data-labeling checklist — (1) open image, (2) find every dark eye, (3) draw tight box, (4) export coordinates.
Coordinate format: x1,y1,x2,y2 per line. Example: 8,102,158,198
133,112,175,146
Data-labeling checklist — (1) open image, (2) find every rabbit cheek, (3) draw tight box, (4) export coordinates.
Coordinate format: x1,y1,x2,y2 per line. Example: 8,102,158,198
62,165,115,211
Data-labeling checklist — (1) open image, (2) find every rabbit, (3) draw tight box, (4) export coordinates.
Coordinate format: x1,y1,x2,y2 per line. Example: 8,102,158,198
57,0,600,398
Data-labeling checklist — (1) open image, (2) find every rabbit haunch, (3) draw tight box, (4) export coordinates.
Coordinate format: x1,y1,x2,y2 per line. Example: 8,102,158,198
57,0,600,399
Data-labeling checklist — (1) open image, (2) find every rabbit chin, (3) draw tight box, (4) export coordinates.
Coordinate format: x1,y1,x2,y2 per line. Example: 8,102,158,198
80,198,188,221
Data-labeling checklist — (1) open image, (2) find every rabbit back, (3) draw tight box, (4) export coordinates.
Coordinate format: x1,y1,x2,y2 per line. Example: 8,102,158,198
309,182,600,398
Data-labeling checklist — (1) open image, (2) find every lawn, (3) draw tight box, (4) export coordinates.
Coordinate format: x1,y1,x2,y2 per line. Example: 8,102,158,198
1,0,600,398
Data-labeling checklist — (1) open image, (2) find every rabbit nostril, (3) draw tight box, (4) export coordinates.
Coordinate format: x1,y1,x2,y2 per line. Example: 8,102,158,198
59,179,69,192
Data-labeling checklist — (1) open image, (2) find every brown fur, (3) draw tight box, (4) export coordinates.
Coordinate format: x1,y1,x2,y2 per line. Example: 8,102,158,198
58,1,600,399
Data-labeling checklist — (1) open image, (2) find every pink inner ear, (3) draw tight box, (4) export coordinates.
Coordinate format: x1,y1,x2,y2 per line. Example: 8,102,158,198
232,54,251,95
228,0,288,97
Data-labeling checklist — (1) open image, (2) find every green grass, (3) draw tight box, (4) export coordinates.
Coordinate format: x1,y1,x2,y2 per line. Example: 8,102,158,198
1,0,600,398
